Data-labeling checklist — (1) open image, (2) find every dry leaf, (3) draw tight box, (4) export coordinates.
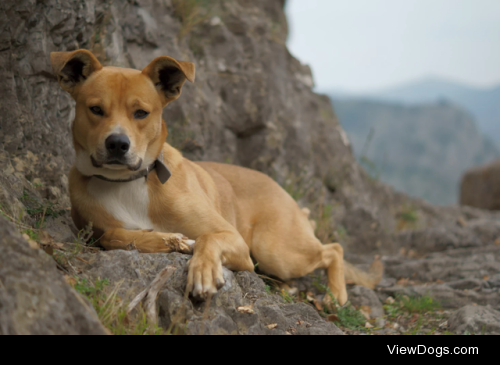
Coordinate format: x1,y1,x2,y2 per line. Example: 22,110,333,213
397,278,409,286
385,296,395,304
360,305,372,314
360,305,372,320
306,292,315,302
483,275,490,281
28,240,39,250
39,231,54,245
43,246,54,256
76,257,91,265
266,323,278,330
365,322,374,329
237,305,255,314
495,239,500,246
435,279,445,284
296,320,304,326
326,314,339,323
457,217,467,227
314,299,324,312
64,276,77,286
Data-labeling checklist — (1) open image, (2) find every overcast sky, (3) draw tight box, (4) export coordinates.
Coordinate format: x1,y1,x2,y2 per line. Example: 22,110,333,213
285,0,500,93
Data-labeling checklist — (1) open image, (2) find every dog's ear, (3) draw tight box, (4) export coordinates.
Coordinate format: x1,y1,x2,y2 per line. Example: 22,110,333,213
50,50,103,94
142,56,195,105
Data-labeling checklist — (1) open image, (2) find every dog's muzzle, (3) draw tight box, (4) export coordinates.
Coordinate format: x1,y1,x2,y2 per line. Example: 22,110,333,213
91,134,143,171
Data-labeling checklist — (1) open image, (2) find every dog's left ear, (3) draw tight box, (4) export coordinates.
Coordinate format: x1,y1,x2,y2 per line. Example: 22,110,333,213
142,56,195,106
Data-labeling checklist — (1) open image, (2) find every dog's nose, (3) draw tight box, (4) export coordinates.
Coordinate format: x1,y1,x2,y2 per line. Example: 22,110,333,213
105,134,130,157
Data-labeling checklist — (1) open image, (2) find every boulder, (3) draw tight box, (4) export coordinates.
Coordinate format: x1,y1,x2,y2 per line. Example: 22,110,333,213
347,286,384,319
460,159,500,211
449,305,500,335
71,250,344,335
0,217,108,335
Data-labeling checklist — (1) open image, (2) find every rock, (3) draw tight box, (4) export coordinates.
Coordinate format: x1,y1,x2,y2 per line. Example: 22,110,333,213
385,246,500,282
71,250,343,335
347,286,384,319
449,305,500,335
461,159,500,211
0,217,108,335
379,283,500,310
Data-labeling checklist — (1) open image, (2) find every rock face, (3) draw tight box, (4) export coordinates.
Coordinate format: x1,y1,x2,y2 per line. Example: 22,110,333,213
71,250,343,335
0,217,108,335
461,159,500,211
449,305,500,335
0,0,487,255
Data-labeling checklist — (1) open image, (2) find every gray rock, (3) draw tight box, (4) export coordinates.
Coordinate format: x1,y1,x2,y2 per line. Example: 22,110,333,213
379,283,500,310
461,159,500,211
0,217,108,335
348,286,384,319
385,246,500,282
72,250,343,335
449,305,500,335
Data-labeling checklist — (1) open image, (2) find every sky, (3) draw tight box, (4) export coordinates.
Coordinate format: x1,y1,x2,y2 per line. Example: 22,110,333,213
285,0,500,93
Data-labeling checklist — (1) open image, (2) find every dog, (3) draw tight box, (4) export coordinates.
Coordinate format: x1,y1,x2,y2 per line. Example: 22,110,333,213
50,49,382,306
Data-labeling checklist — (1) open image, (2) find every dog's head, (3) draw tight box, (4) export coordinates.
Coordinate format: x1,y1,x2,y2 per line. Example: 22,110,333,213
51,50,195,179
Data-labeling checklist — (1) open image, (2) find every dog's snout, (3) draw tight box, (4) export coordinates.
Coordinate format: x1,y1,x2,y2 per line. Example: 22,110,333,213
106,134,130,157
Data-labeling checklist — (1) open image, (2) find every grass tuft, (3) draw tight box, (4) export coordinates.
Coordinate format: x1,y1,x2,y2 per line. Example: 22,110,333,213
172,0,214,39
72,277,165,336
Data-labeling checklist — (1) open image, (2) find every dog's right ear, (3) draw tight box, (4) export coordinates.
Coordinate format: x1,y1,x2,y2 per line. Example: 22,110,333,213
50,50,103,94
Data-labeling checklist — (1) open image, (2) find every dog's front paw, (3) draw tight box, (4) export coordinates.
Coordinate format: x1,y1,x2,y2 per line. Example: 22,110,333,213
186,253,225,300
160,233,195,255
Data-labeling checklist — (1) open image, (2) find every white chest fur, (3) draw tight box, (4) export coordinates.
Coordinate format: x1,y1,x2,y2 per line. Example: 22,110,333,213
87,178,158,231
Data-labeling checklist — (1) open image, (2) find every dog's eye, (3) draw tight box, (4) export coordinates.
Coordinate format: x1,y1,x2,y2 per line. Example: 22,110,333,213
89,106,104,116
134,110,149,120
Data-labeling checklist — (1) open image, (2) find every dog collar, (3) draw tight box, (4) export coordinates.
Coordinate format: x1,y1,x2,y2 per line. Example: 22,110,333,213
92,154,171,184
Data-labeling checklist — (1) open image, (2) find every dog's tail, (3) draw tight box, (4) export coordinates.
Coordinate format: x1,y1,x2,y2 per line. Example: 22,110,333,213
344,256,384,289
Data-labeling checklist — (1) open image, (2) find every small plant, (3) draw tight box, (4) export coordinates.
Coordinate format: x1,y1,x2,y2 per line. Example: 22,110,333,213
279,289,295,304
281,171,315,202
20,190,65,227
72,277,164,336
384,294,440,315
23,229,39,241
315,204,335,243
172,0,214,39
396,205,419,231
323,289,367,330
399,295,440,313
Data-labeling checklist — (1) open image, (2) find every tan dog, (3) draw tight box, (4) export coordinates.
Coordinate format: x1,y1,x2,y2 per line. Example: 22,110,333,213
50,50,382,305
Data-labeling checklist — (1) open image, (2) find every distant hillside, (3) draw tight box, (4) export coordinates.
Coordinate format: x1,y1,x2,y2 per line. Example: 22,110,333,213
333,99,500,205
353,78,500,146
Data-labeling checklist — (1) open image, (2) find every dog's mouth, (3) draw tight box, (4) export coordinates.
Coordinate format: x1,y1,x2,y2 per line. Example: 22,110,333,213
91,155,143,171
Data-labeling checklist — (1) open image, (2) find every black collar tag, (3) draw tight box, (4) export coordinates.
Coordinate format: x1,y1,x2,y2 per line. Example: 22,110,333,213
155,158,171,184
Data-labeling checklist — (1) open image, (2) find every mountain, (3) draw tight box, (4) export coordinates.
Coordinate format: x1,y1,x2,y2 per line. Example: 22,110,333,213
332,99,500,205
356,78,500,146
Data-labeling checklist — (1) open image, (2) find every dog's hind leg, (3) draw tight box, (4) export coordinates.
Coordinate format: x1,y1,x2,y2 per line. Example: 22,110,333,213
250,220,349,306
317,243,348,307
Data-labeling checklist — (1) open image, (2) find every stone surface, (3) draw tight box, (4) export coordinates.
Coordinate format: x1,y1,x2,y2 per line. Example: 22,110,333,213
461,159,500,211
0,217,108,335
449,305,500,335
348,286,384,319
71,250,343,335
